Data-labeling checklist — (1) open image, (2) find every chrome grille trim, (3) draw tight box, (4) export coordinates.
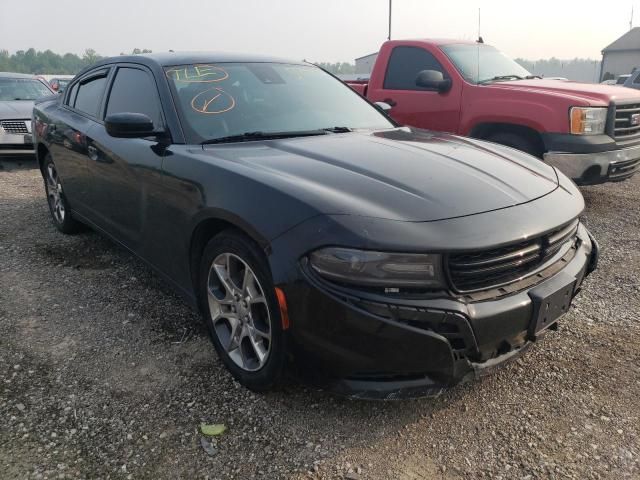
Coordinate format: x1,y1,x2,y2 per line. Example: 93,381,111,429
0,120,29,134
614,103,640,139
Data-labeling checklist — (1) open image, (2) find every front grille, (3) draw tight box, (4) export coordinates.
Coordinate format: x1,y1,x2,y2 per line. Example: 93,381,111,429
0,120,29,134
448,220,579,293
614,103,640,140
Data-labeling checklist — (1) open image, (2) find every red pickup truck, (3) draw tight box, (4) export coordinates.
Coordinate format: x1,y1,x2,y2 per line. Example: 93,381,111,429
346,39,640,185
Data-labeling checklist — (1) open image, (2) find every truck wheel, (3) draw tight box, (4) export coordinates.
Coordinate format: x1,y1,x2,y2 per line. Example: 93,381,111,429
198,230,287,391
486,132,542,158
43,154,83,234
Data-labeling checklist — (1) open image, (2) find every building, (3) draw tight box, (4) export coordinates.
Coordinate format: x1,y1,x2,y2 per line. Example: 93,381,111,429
355,52,378,75
601,27,640,81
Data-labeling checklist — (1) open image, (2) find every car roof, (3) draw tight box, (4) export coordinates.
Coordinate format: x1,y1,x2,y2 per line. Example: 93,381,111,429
389,38,484,47
0,71,40,79
85,51,306,70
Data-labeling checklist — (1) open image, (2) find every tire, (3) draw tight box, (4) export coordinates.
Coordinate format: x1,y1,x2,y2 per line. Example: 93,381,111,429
486,132,541,158
43,154,82,234
198,230,286,391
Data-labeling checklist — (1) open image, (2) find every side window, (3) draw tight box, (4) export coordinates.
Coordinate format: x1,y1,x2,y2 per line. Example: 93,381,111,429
74,74,108,117
633,73,640,85
105,67,162,127
384,46,448,91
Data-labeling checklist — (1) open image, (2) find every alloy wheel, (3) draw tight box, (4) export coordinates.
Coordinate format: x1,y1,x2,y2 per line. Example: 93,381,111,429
46,163,65,224
207,252,272,371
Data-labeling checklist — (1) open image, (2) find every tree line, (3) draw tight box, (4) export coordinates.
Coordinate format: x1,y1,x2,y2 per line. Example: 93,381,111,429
0,48,153,75
1,49,603,83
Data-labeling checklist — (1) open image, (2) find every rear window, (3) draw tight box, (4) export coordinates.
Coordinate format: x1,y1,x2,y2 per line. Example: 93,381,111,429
73,73,108,118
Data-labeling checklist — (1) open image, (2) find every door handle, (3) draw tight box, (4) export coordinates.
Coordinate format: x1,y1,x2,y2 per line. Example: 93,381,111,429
383,98,397,107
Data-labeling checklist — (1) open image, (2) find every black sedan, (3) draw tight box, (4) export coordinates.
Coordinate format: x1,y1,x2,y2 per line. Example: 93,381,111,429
32,53,598,398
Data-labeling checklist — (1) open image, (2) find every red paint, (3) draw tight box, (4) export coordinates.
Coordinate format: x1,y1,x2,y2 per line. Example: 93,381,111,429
347,39,640,137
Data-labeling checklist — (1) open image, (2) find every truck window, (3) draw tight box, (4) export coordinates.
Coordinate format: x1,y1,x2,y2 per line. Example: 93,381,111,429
383,46,448,90
74,73,108,118
105,67,163,127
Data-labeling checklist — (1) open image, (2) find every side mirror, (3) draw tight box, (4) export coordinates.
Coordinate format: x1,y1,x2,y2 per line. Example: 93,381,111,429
373,101,393,114
415,70,452,93
105,113,156,138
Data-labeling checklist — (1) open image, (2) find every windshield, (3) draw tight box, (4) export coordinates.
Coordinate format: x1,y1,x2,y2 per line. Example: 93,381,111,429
0,78,52,101
440,44,531,84
165,63,393,143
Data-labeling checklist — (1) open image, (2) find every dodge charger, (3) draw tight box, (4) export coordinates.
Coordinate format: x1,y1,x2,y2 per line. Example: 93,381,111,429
32,53,598,398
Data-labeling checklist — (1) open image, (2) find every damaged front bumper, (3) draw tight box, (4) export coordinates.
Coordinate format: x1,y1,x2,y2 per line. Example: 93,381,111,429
283,223,598,400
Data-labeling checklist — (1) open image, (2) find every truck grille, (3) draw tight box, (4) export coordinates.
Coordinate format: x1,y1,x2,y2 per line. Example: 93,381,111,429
0,120,29,134
448,220,579,293
614,103,640,140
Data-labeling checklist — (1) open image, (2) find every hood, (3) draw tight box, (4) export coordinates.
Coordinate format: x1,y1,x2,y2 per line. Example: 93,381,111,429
201,128,559,222
485,79,640,106
0,100,35,120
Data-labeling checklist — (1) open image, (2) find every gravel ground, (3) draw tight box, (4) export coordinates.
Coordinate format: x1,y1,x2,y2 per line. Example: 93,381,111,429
0,157,638,480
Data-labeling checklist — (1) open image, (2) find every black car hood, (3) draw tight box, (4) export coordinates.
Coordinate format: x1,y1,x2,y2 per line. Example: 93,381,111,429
200,128,559,222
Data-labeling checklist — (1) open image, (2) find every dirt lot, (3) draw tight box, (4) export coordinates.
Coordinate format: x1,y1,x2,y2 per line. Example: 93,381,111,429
0,157,638,480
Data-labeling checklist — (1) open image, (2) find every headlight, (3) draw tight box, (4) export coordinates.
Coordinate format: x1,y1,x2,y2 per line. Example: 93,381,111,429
570,107,607,135
309,247,444,288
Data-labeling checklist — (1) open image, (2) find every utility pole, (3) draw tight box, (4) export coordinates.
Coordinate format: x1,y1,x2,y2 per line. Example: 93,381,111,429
631,3,634,30
388,0,392,41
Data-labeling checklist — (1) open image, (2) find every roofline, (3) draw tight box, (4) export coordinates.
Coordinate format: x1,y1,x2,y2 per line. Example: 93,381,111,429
602,47,640,53
70,52,310,81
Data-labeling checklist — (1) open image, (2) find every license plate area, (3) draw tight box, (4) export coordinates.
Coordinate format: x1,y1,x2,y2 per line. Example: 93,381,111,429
528,272,576,339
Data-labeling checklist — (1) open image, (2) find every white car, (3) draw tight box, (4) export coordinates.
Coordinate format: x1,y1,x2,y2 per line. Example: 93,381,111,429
0,72,54,156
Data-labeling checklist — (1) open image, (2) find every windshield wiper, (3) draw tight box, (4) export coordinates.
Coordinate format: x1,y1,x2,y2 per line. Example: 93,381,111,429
322,126,352,133
525,75,542,79
478,75,524,84
201,129,329,145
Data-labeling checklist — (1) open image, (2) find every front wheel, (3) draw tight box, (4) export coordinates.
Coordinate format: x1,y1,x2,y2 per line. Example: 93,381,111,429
43,154,82,234
199,230,286,391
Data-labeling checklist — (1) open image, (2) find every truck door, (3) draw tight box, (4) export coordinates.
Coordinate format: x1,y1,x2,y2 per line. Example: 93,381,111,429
367,46,462,133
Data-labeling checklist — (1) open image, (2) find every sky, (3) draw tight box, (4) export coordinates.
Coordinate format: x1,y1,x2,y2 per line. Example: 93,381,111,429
1,0,637,62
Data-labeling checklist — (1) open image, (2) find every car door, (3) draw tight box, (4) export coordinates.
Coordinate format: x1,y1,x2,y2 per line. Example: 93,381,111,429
46,69,110,218
367,46,461,133
86,64,168,251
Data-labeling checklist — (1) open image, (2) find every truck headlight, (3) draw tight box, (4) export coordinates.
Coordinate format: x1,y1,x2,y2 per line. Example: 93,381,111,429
570,107,607,135
309,247,444,288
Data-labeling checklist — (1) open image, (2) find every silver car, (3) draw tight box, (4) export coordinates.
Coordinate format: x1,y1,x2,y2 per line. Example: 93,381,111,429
0,72,54,156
